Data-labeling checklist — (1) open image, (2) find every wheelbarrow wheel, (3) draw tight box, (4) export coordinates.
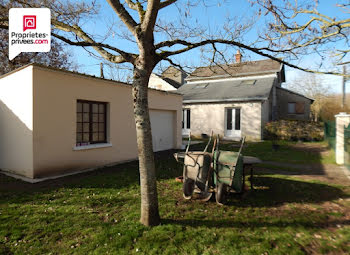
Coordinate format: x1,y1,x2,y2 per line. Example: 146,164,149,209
199,191,213,202
216,182,226,205
183,178,195,200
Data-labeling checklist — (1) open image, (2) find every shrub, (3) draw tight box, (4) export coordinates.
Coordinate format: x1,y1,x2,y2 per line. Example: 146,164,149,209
264,120,324,141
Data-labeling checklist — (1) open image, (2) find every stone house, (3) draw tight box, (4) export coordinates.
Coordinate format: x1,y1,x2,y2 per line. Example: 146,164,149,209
177,53,313,141
148,66,187,91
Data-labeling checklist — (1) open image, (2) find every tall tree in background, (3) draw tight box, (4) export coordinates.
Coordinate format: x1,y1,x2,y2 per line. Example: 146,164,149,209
285,72,331,122
251,0,350,69
1,0,349,226
0,29,75,75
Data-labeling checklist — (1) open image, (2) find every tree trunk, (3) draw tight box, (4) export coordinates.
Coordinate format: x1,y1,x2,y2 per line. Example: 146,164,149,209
132,64,160,226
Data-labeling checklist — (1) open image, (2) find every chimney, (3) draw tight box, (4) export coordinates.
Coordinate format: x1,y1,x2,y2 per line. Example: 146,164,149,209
100,63,104,78
235,50,242,63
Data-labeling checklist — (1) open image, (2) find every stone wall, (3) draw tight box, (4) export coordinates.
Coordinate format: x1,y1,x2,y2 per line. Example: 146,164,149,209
183,101,263,141
276,87,312,120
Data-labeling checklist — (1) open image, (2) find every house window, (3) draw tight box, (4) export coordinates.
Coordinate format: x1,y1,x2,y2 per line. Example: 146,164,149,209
288,102,305,114
288,102,296,114
76,100,107,146
182,109,190,129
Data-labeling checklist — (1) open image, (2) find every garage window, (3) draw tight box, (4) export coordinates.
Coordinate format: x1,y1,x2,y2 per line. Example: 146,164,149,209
76,100,107,146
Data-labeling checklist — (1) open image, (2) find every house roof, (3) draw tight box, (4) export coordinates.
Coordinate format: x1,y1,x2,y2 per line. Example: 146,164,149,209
276,86,314,102
186,59,283,81
0,63,182,97
161,66,187,88
177,77,276,103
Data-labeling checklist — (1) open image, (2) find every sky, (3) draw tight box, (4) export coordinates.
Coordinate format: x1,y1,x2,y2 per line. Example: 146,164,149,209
61,0,348,94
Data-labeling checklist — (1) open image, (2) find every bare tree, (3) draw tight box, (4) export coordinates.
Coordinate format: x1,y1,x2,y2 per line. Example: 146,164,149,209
285,72,331,122
251,0,350,69
1,0,349,226
0,29,75,75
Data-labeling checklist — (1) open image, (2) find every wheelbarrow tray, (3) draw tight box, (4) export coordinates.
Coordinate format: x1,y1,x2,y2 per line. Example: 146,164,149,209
214,150,244,193
183,151,212,183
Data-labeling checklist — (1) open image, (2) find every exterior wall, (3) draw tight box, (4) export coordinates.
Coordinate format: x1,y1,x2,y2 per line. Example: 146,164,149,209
276,88,311,120
335,113,350,165
32,66,182,178
162,66,187,85
148,74,176,91
184,101,262,141
0,66,34,178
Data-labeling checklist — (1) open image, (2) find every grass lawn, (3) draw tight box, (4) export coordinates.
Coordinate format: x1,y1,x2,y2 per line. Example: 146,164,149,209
0,141,349,254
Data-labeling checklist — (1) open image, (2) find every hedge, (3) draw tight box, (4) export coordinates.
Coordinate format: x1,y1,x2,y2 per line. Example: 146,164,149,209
264,120,324,141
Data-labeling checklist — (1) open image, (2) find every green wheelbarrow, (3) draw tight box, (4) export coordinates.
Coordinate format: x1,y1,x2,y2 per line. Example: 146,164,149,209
213,136,245,205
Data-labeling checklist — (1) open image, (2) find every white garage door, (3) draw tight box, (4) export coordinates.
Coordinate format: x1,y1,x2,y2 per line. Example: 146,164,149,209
150,110,174,152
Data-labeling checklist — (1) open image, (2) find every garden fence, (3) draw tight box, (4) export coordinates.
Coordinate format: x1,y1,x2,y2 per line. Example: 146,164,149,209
324,121,336,150
344,124,350,171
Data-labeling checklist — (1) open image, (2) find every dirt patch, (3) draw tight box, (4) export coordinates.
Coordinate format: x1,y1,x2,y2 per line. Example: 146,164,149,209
291,142,331,158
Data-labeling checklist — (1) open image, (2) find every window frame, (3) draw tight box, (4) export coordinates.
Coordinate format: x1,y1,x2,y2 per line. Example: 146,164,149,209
76,99,108,146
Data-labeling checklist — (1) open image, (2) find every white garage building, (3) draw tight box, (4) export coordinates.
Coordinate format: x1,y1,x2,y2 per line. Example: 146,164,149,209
0,64,182,179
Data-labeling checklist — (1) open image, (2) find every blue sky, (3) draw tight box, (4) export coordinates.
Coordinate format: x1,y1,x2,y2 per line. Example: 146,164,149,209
63,0,348,93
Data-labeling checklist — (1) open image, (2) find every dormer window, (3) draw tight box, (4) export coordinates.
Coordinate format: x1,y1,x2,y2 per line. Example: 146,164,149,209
241,80,256,85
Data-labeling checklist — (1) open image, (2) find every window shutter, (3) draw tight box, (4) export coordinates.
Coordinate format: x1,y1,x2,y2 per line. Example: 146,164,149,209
295,102,305,114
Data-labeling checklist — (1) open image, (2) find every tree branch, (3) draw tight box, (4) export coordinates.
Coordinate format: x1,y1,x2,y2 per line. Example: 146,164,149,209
142,0,160,36
52,20,135,64
158,39,349,77
159,0,177,9
106,0,138,35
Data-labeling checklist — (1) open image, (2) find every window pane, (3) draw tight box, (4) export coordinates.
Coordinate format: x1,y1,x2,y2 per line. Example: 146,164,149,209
182,110,184,129
83,113,89,122
77,100,107,145
92,133,99,141
77,123,83,132
186,109,190,129
76,133,82,143
83,133,89,142
99,114,105,122
92,113,98,122
235,109,241,130
83,123,90,132
288,103,296,114
77,102,82,112
99,132,105,141
99,104,105,113
227,109,232,130
92,104,98,113
83,103,90,112
77,113,82,122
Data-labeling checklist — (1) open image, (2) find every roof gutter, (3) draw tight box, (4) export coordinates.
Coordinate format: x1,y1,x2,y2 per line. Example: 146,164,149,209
183,97,268,104
185,69,281,82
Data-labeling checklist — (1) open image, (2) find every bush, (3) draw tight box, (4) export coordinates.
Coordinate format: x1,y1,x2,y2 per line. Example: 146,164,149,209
264,120,324,141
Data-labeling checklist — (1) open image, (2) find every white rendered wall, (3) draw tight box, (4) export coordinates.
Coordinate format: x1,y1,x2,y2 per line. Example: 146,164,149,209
148,74,177,91
0,66,34,178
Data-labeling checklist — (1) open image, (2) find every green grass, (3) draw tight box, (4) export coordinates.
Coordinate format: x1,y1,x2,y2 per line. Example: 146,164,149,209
0,141,349,254
190,140,335,164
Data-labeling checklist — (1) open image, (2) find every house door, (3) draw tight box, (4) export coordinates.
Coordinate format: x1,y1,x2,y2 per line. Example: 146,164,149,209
182,109,190,136
224,108,241,139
